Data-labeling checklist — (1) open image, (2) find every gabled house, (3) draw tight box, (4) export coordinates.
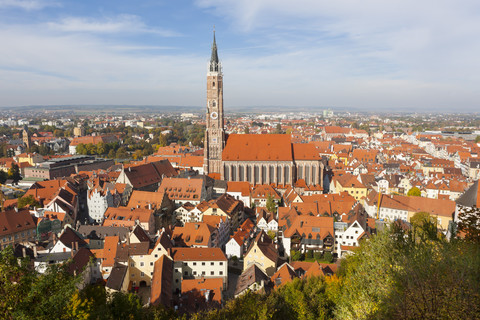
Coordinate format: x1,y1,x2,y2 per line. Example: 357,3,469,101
158,177,206,206
244,230,279,276
170,247,228,293
282,215,334,256
225,219,255,258
235,264,270,297
172,222,216,248
116,160,177,191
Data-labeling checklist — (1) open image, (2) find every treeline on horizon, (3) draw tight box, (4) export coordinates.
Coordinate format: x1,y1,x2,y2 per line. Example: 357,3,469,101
1,213,479,320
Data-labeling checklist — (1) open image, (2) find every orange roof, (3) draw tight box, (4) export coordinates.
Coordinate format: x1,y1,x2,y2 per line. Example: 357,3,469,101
102,236,119,267
181,277,223,305
170,247,227,261
103,207,154,227
127,190,166,210
223,134,293,161
227,181,251,196
172,222,215,247
271,263,296,288
292,143,321,160
158,177,203,202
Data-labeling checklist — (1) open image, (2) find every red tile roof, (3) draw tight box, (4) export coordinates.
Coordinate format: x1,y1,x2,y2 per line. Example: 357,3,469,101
223,134,293,161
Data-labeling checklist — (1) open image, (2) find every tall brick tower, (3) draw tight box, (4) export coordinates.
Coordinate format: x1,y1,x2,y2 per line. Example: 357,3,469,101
204,31,225,175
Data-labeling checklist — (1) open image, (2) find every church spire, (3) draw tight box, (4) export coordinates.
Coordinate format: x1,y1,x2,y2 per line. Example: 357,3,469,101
210,29,219,72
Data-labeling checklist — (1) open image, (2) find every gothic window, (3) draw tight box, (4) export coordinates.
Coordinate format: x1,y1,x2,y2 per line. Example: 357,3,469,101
239,166,245,181
262,166,267,183
212,100,216,107
277,166,282,183
285,166,290,183
312,166,316,183
224,166,229,181
247,165,252,182
305,165,310,183
231,166,237,181
254,166,260,184
269,166,275,182
213,82,215,88
298,165,303,180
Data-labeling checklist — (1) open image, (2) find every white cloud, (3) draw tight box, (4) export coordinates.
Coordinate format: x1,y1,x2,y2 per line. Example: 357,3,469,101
47,15,180,36
0,0,58,10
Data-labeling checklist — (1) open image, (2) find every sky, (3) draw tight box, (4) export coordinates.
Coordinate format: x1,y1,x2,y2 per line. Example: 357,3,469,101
1,0,480,111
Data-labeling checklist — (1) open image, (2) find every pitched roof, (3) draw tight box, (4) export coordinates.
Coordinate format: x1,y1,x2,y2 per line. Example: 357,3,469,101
103,207,154,227
170,247,227,261
0,208,36,237
235,264,269,296
158,177,204,202
271,263,297,288
127,190,167,210
292,143,322,160
106,264,128,291
121,160,176,189
172,222,215,247
223,134,293,161
246,230,279,264
150,255,173,307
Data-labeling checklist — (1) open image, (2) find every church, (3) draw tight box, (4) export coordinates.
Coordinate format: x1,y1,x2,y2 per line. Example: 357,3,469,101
203,32,324,187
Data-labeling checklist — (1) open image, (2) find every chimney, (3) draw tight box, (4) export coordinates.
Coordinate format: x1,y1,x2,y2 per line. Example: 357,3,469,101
148,203,152,210
22,247,26,258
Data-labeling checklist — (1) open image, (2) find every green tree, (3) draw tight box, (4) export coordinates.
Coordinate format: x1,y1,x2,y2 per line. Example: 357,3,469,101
0,170,7,184
18,194,40,209
457,207,480,243
76,143,87,155
407,187,421,197
8,163,21,183
267,230,276,240
108,149,116,158
266,194,277,213
244,127,250,134
475,135,480,143
322,251,333,263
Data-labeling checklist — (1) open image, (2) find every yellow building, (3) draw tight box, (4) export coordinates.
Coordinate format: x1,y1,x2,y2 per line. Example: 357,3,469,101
243,230,279,277
334,174,368,201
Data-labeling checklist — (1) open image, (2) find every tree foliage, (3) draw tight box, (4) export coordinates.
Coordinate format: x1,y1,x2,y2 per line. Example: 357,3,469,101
18,194,40,209
407,187,421,197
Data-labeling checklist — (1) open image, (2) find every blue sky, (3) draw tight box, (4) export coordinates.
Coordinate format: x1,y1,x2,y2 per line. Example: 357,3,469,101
1,0,480,111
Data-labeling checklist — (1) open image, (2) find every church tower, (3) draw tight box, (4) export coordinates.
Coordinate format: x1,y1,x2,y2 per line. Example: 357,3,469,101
22,126,31,150
204,31,225,175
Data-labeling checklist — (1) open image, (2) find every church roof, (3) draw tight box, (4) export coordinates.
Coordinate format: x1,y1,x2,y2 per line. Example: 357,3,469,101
223,134,293,161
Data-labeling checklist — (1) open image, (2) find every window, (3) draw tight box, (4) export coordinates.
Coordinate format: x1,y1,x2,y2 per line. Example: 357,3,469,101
193,262,197,266
202,271,205,275
140,272,144,277
210,271,214,275
140,262,144,267
202,262,205,266
184,271,188,276
193,271,197,275
131,262,134,267
154,254,158,258
131,274,135,277
150,262,153,266
219,262,223,266
219,271,223,275
210,262,214,266
175,279,179,283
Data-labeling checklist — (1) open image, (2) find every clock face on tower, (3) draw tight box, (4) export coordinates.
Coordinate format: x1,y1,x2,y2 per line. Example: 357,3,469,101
210,111,218,120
